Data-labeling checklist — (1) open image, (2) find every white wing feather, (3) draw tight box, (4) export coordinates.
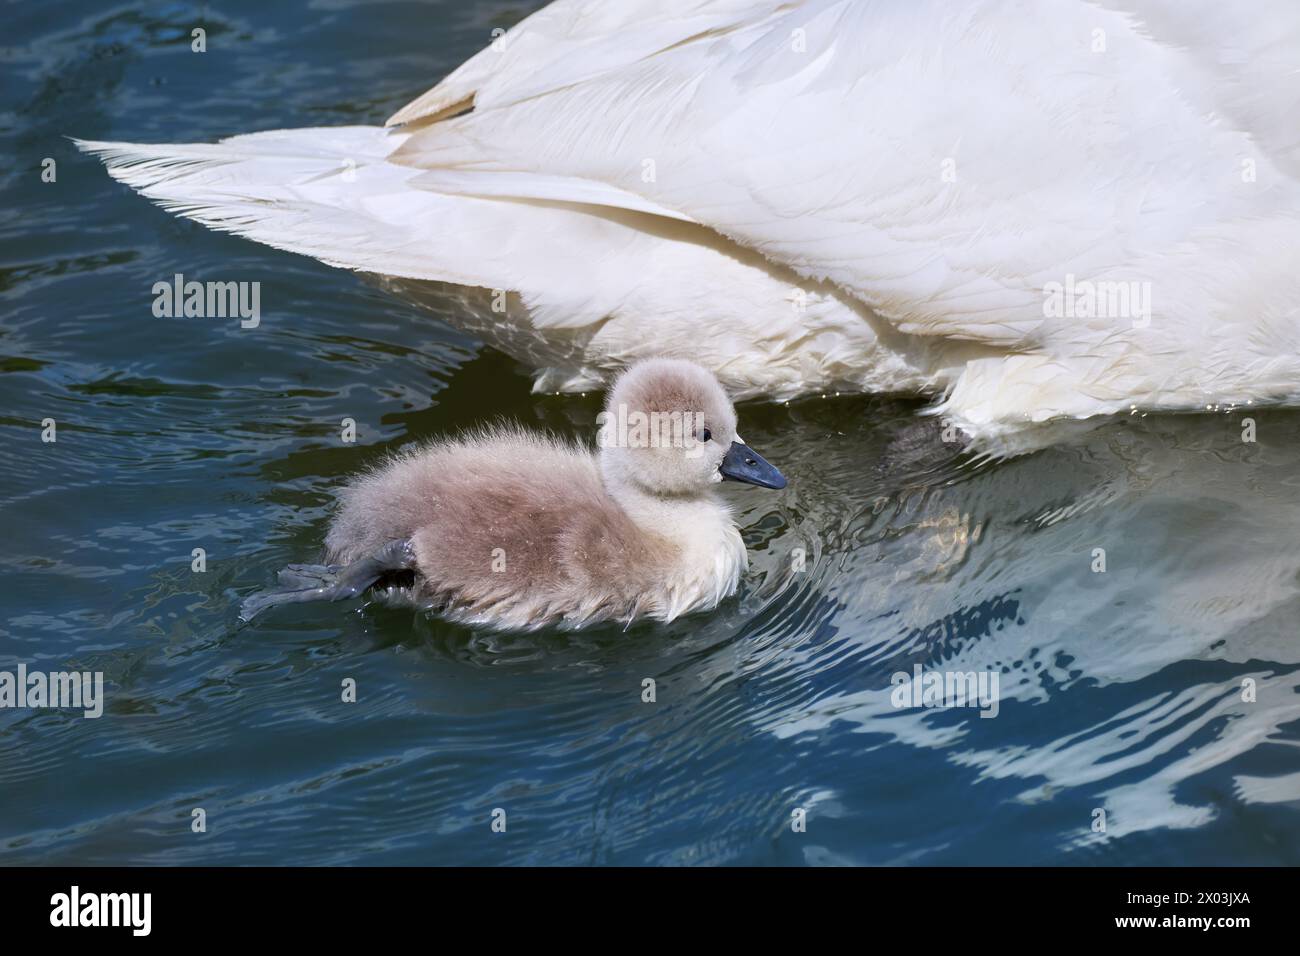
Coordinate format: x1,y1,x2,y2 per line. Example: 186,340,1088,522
386,0,1300,429
75,127,952,403
79,0,1300,444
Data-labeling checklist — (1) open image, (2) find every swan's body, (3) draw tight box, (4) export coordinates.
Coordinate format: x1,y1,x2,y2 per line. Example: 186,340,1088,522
240,359,784,629
79,0,1300,446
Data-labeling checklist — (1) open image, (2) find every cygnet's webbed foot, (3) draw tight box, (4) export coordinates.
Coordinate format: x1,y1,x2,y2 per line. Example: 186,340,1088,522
239,538,417,622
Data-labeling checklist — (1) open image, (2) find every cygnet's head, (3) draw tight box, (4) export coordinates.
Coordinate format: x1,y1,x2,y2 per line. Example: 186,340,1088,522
597,358,786,497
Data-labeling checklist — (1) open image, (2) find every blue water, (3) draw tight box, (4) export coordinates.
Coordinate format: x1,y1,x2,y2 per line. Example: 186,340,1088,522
2,0,1299,866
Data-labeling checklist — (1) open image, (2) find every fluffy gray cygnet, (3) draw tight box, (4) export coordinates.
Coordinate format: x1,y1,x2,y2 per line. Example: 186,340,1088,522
240,358,786,630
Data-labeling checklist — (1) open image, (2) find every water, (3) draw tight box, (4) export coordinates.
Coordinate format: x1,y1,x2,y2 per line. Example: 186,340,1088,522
3,0,1299,866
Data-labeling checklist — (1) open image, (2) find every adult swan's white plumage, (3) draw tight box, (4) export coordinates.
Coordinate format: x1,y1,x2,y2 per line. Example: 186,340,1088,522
77,0,1300,446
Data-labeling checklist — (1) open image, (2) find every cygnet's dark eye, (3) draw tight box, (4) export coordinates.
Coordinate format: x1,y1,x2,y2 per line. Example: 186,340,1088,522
702,428,712,443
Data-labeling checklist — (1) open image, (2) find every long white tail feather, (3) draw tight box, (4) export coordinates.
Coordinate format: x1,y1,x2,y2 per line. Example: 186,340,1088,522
74,127,942,414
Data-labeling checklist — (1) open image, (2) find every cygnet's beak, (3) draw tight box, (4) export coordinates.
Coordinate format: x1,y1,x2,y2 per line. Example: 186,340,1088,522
720,440,787,489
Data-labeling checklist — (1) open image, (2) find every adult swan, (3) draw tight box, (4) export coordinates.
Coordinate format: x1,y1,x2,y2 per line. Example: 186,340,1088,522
78,0,1300,448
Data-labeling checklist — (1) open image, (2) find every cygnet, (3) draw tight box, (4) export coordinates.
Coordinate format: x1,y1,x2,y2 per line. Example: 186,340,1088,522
240,358,786,629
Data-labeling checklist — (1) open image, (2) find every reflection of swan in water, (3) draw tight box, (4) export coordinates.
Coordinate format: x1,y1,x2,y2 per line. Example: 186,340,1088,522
711,409,1300,851
76,0,1300,451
